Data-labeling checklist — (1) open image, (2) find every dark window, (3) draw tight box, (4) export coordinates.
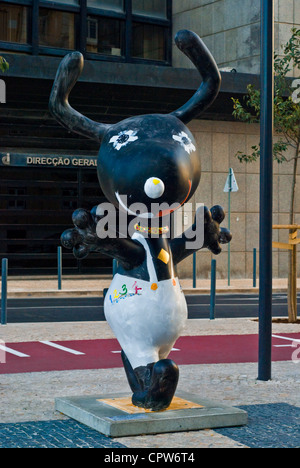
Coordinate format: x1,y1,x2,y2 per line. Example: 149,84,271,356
0,0,171,64
132,0,167,19
132,22,165,61
0,4,29,44
44,0,79,5
39,8,76,49
86,16,124,56
87,0,124,13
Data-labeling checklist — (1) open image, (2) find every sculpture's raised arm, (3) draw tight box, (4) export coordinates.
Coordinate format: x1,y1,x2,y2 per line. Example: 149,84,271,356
171,29,221,124
49,51,111,142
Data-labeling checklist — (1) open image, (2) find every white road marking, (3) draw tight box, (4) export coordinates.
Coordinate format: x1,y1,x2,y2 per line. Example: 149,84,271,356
273,345,293,348
40,341,85,355
272,334,300,344
0,344,29,357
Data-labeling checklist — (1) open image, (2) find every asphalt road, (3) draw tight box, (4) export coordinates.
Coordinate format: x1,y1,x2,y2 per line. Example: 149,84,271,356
2,293,299,323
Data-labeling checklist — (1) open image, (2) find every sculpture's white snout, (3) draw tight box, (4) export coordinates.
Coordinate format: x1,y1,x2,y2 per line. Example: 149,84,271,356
144,177,165,199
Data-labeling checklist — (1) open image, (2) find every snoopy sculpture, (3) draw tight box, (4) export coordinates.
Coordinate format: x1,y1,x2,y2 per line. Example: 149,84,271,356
49,30,232,411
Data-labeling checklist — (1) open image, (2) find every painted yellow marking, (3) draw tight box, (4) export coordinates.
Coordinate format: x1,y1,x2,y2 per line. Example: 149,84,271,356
153,179,160,185
157,248,170,264
98,396,204,414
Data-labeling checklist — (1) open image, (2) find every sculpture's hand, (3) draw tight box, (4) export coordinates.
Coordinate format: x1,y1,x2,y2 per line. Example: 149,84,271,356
61,206,145,267
202,205,232,255
170,204,232,265
61,206,103,259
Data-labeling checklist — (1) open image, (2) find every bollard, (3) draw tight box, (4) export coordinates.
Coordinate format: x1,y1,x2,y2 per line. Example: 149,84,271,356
57,246,62,290
210,259,216,320
193,252,197,288
113,258,118,276
1,258,8,325
253,248,257,288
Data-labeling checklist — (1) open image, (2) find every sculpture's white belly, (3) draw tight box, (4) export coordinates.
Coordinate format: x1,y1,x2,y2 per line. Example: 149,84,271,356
104,273,187,369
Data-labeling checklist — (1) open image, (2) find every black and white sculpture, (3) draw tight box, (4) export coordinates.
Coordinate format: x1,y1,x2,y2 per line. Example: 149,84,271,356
49,30,231,411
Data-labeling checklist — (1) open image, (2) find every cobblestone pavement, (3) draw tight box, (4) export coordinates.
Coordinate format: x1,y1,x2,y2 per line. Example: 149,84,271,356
0,420,126,448
0,318,299,448
215,403,300,448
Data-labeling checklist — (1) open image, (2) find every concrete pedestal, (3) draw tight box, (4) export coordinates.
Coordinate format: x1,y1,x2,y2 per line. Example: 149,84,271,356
55,391,247,438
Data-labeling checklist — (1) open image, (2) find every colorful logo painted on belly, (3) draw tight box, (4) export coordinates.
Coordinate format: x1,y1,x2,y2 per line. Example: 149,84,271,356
109,282,143,305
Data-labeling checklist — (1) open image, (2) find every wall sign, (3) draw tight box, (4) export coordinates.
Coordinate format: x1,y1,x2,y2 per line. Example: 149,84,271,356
0,153,98,168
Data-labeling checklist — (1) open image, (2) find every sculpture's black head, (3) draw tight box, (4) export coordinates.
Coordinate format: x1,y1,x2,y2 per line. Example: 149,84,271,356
97,113,200,219
49,30,221,220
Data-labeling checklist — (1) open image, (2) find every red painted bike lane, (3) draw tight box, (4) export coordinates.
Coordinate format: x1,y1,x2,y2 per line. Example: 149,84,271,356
0,333,299,374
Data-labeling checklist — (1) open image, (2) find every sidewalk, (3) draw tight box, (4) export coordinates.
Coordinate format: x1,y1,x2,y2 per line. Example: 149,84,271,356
1,318,300,448
3,276,299,298
1,275,299,448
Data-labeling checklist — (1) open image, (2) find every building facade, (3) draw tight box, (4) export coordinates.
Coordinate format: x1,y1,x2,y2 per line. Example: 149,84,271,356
172,0,300,279
173,0,300,75
0,0,299,278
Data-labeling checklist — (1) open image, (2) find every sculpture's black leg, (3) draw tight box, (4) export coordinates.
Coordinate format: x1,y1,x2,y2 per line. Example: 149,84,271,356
121,350,141,393
132,359,179,411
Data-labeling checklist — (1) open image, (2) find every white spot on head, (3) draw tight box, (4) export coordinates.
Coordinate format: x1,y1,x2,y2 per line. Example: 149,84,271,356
144,177,165,199
173,131,196,154
109,130,138,150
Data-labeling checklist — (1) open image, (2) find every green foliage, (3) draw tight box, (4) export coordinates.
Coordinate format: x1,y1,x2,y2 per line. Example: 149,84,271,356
233,29,300,321
232,28,300,165
0,56,9,73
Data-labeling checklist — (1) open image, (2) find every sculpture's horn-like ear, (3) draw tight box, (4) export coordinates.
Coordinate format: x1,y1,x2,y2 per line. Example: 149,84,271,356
171,30,221,124
49,52,111,142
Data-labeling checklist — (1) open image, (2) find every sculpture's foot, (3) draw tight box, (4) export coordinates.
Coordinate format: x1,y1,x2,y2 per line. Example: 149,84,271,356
132,359,179,411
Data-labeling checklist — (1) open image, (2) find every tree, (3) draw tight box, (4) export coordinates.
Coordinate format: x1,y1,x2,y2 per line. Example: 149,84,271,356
232,28,300,323
0,57,9,73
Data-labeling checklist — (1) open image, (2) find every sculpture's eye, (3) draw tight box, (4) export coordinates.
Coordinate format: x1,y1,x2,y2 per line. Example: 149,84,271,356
172,131,196,155
109,130,139,151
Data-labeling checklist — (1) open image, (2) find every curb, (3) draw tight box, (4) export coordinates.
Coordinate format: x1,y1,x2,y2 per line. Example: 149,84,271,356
7,290,104,298
6,287,289,298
